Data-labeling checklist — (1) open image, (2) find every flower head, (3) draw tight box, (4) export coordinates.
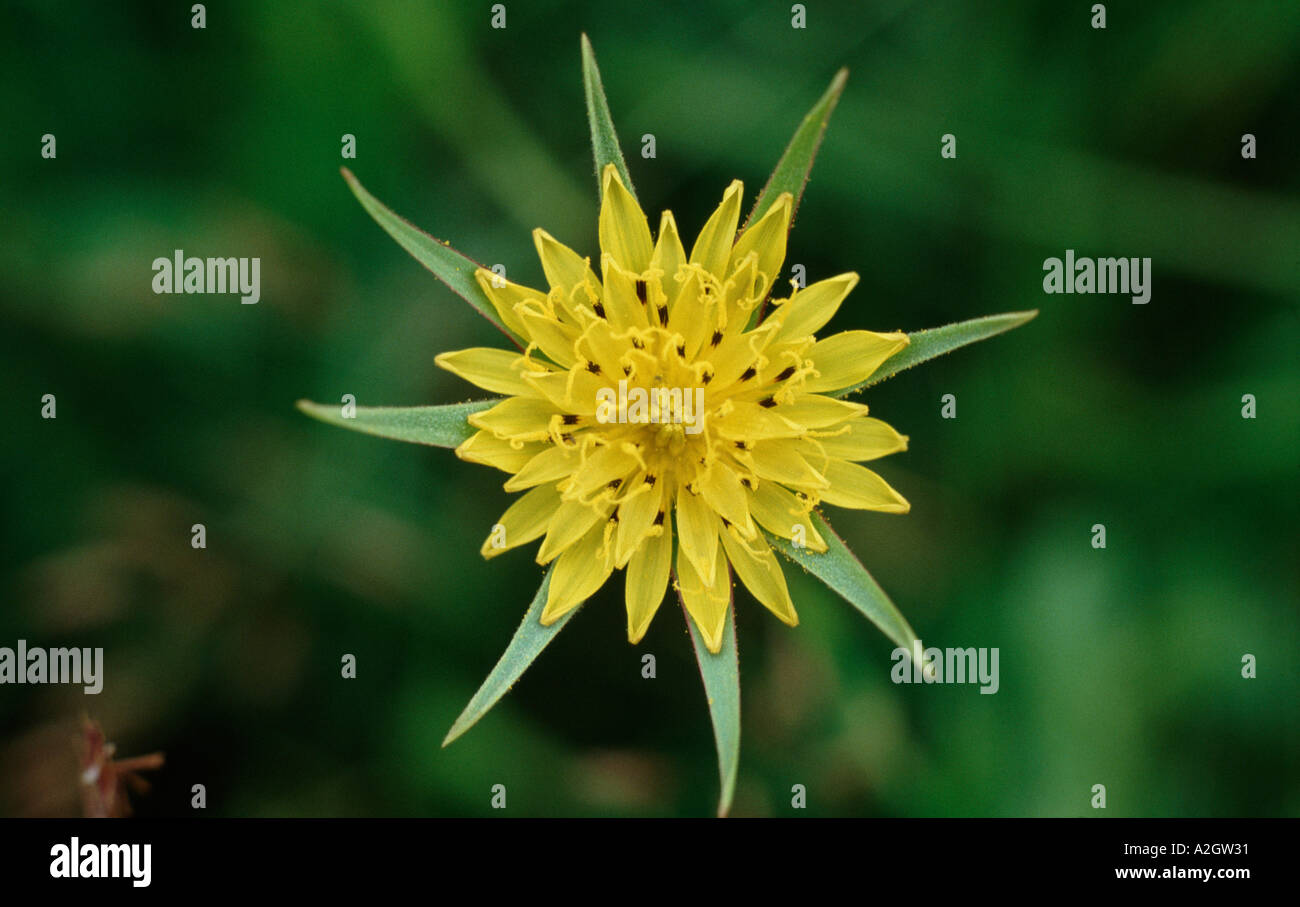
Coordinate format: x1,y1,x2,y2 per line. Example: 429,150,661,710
437,164,911,652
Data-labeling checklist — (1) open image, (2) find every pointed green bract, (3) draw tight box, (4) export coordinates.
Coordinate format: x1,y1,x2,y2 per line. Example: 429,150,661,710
745,68,848,231
581,34,636,201
296,399,497,448
443,567,575,746
744,69,848,329
341,167,524,348
836,310,1039,397
685,599,740,818
767,514,921,656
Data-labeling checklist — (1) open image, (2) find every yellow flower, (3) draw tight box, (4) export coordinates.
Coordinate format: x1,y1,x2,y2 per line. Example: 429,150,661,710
436,164,911,653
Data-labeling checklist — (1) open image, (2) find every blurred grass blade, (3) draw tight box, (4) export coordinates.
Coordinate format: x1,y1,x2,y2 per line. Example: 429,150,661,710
836,310,1038,396
341,167,524,348
745,68,848,230
581,34,636,201
444,567,574,746
767,514,920,655
296,399,497,447
684,597,740,818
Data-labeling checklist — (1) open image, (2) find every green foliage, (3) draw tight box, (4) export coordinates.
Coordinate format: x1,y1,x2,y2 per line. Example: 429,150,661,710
296,399,496,448
686,604,740,818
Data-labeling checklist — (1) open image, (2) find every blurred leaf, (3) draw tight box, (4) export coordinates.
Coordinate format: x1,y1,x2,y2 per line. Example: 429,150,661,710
768,514,921,655
837,310,1039,396
581,34,636,201
296,399,497,447
685,599,740,818
341,167,524,348
745,67,848,230
443,567,572,746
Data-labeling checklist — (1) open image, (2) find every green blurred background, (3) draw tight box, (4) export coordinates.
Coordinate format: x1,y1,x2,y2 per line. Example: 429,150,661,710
2,0,1297,817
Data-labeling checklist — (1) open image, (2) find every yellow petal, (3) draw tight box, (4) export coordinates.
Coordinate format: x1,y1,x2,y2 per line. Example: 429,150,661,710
542,521,613,623
712,400,802,442
819,459,910,512
694,464,756,538
625,515,671,644
803,330,908,394
599,164,653,273
778,393,868,429
689,180,743,281
533,228,599,294
727,192,792,300
746,481,827,553
599,254,651,331
468,396,559,443
503,444,580,491
814,417,908,461
455,431,547,474
577,318,632,377
677,541,730,654
536,497,608,564
615,475,665,567
674,488,720,585
719,528,797,626
516,305,581,369
650,210,687,309
769,273,858,341
523,369,607,414
474,270,542,339
745,439,828,489
700,325,765,388
435,347,541,397
480,482,562,559
666,269,713,359
565,443,639,502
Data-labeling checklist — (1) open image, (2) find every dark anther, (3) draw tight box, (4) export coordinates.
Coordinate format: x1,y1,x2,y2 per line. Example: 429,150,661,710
775,365,796,382
710,330,724,347
759,396,777,408
635,278,648,303
586,360,602,374
593,301,606,318
653,511,665,526
739,365,757,381
561,413,580,425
